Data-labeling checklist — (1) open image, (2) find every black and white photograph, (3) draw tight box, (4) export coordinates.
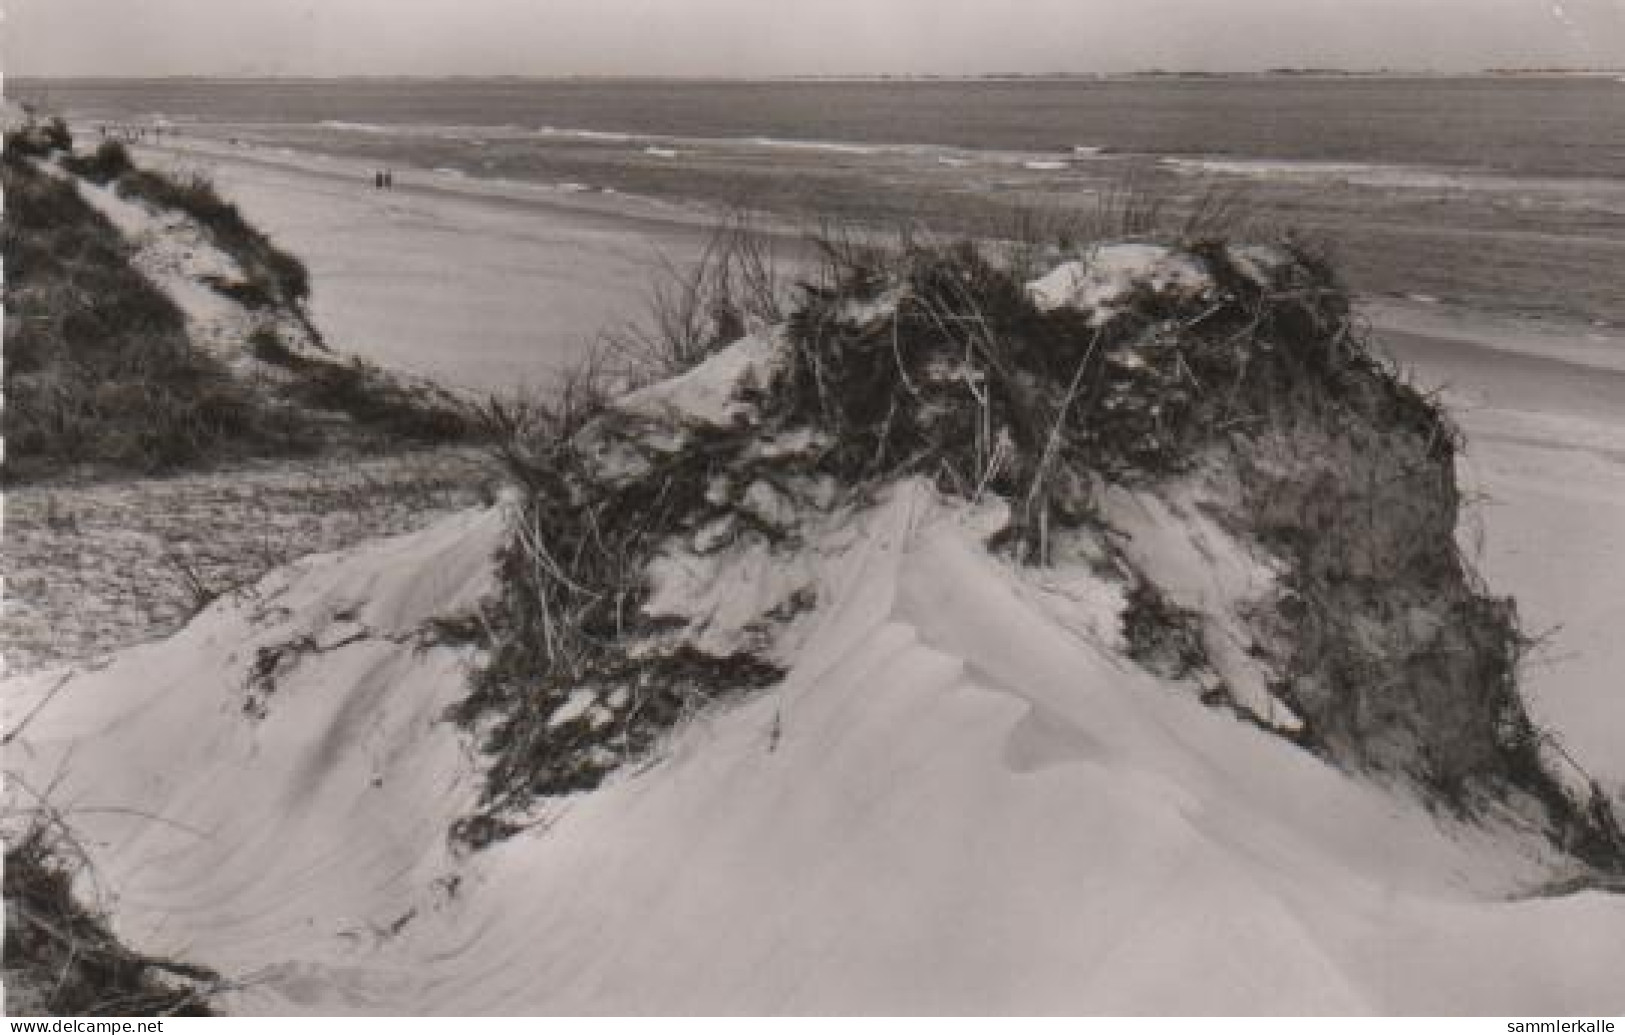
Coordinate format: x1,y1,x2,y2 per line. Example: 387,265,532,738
3,0,1623,1018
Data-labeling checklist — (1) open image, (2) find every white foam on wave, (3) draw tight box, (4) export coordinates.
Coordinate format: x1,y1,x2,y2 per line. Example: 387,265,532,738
310,116,1077,176
320,119,396,135
748,136,878,156
1159,155,1497,191
323,120,532,144
538,125,639,143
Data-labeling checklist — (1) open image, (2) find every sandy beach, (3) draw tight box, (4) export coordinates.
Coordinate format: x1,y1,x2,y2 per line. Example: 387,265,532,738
132,137,723,394
1379,315,1625,785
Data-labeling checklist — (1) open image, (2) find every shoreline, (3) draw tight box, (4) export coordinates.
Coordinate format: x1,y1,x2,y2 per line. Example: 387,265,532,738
16,70,1625,86
94,103,1622,326
139,131,1625,386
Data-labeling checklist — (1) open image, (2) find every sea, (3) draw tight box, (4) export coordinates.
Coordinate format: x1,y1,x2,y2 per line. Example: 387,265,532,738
14,75,1625,324
13,75,1625,178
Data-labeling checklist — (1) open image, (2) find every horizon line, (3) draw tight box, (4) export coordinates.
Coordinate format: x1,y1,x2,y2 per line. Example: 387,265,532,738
9,66,1625,84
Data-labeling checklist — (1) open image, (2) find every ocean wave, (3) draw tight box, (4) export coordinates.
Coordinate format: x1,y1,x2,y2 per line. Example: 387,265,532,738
323,119,526,141
531,124,977,162
314,117,1048,169
320,119,399,134
1167,156,1625,196
538,125,639,143
747,136,879,156
1158,156,1483,190
298,114,1134,182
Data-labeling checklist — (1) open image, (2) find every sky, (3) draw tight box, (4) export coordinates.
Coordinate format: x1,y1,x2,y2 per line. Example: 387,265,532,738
5,0,1624,77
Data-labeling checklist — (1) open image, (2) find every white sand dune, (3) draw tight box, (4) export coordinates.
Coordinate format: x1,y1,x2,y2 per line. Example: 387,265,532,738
9,480,1623,1014
140,139,1625,790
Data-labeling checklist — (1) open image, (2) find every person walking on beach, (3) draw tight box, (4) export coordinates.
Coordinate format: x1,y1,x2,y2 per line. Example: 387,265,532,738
374,170,384,190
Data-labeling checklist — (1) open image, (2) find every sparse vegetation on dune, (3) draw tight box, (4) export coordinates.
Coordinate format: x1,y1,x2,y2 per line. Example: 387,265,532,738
458,203,1623,875
1,123,498,1009
2,799,218,1016
115,166,312,313
60,138,134,185
249,340,476,443
602,213,788,378
2,121,476,484
1,152,283,480
4,115,73,161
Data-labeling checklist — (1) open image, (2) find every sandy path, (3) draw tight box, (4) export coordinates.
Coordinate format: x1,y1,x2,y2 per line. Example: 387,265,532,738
2,449,497,675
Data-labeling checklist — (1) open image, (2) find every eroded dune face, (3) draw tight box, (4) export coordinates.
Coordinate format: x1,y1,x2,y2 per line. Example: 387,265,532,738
8,242,1623,1015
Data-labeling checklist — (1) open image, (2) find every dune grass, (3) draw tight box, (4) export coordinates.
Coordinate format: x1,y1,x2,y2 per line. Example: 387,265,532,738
1,153,289,481
115,166,311,310
2,796,218,1016
3,125,476,483
59,138,135,185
